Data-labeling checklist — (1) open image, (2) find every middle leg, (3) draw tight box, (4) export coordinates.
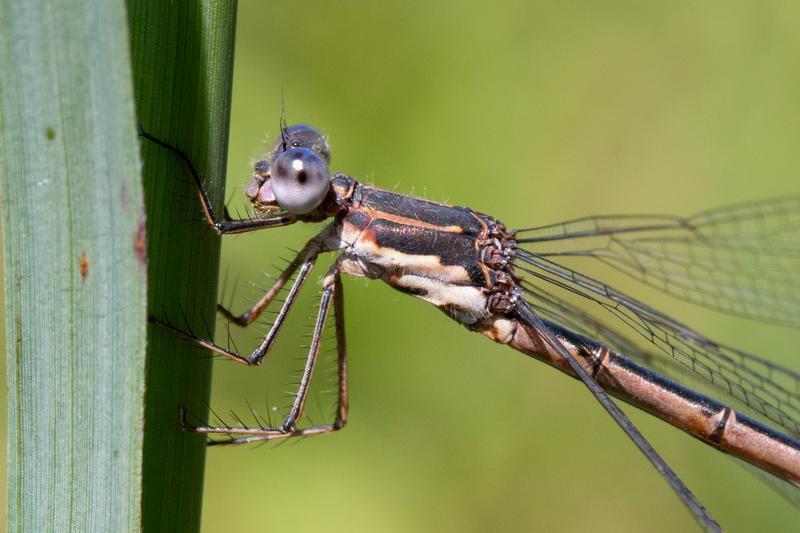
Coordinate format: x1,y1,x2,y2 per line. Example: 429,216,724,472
151,228,334,366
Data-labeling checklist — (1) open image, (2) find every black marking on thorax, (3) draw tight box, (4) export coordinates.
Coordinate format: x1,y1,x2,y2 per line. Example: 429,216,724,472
354,184,485,235
369,218,486,285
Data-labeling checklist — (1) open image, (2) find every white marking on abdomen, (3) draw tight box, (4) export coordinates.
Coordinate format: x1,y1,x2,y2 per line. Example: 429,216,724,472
390,274,488,320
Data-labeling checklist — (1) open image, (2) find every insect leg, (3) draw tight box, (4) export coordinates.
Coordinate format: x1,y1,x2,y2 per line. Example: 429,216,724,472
151,250,316,366
187,268,348,445
331,272,349,430
151,222,342,366
139,126,297,235
217,235,324,328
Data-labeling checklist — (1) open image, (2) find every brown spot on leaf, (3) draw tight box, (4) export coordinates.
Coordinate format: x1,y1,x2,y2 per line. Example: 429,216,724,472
120,182,129,211
135,212,148,267
79,251,89,280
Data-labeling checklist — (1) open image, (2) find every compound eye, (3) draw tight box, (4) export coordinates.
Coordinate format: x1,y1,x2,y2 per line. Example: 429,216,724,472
270,147,330,214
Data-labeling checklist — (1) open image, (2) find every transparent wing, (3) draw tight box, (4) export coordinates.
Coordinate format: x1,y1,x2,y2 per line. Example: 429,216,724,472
516,197,800,327
524,283,679,377
524,277,800,506
741,462,800,508
515,301,722,530
514,249,800,439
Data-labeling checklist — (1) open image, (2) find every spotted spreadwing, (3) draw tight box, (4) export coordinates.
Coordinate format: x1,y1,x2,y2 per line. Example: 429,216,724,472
141,122,800,532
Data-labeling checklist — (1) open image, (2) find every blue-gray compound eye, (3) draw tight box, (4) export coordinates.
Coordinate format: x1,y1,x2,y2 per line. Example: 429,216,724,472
269,147,330,214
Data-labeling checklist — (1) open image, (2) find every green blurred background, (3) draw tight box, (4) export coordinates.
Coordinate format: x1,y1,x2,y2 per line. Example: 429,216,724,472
6,1,800,531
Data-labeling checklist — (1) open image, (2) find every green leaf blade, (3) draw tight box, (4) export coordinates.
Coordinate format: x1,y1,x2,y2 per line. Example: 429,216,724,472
1,1,146,531
128,1,237,531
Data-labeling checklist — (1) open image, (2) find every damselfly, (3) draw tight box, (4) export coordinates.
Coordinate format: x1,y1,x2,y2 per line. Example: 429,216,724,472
143,123,799,532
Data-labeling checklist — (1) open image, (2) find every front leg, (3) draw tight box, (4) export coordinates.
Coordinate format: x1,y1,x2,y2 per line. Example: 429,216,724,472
139,126,297,235
151,223,341,366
